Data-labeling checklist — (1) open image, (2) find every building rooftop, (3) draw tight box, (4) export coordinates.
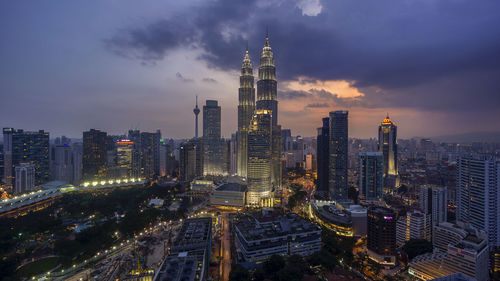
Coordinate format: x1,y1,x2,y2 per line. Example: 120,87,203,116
214,183,247,192
172,218,211,250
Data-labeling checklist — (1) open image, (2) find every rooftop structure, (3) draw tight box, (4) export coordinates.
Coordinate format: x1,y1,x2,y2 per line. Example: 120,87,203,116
311,201,353,237
210,182,247,208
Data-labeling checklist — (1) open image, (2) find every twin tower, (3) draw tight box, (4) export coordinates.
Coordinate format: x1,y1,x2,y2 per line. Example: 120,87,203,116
237,35,281,206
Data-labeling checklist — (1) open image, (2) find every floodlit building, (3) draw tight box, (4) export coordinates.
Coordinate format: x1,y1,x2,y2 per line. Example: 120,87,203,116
246,110,272,206
396,210,431,246
237,49,255,179
311,201,353,237
378,114,398,176
210,182,247,208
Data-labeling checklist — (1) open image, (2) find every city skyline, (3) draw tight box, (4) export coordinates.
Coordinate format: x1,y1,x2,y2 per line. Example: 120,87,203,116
2,1,500,139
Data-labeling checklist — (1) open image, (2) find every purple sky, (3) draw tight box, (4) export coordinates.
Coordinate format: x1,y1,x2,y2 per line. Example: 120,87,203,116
1,0,499,139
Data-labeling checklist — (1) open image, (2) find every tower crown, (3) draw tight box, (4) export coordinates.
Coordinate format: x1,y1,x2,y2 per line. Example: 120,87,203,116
381,114,395,126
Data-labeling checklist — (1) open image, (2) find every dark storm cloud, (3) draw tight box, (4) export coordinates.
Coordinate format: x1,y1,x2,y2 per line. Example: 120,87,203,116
278,90,309,100
106,0,500,115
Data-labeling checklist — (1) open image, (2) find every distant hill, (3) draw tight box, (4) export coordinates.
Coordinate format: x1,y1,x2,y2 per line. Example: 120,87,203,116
430,131,500,143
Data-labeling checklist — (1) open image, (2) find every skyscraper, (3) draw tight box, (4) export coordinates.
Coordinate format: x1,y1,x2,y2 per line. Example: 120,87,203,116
378,115,398,176
396,210,431,246
3,128,50,189
328,111,348,200
457,154,500,247
82,129,107,181
140,132,159,180
52,144,74,183
247,110,272,206
420,185,448,229
316,117,330,196
367,206,397,267
237,49,255,178
359,152,384,201
116,140,136,177
256,34,281,190
203,100,223,175
179,138,203,182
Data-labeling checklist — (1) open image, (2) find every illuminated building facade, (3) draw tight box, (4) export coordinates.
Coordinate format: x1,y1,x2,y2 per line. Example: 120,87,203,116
359,152,384,201
246,110,272,206
378,115,398,176
3,128,50,189
396,210,431,246
203,100,223,175
116,140,138,178
256,34,281,191
316,117,330,196
457,154,500,247
237,49,255,178
83,129,107,181
367,206,397,267
329,111,348,200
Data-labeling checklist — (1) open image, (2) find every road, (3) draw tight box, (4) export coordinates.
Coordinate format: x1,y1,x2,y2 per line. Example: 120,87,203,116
220,213,231,281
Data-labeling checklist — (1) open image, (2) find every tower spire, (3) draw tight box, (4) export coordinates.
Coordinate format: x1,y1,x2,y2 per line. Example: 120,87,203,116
193,95,200,138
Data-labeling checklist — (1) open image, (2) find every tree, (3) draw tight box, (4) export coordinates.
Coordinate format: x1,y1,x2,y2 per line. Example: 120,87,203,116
229,264,250,281
348,186,358,204
263,254,285,276
402,239,433,260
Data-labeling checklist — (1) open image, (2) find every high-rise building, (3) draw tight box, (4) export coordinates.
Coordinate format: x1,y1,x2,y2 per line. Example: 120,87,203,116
72,142,83,184
203,100,223,175
396,210,431,246
247,110,273,206
159,139,176,178
52,144,74,183
230,134,238,176
82,129,107,181
329,111,348,200
15,163,35,194
359,152,384,201
179,138,203,182
316,117,330,196
3,128,50,188
256,34,281,191
116,140,137,178
420,185,448,230
140,132,159,180
457,154,500,247
367,206,397,267
237,49,255,178
378,115,398,176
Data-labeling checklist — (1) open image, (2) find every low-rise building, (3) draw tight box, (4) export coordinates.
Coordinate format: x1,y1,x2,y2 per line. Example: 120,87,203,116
154,218,212,281
312,201,353,237
234,212,321,264
209,182,246,208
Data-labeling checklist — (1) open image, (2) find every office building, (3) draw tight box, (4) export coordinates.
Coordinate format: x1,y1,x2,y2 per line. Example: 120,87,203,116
409,223,489,281
255,34,281,191
329,111,348,200
246,110,272,206
234,213,321,264
316,117,330,196
82,129,107,181
52,144,74,183
396,210,431,246
3,128,50,188
457,154,500,247
116,140,136,178
237,49,255,178
159,139,175,177
179,138,203,182
72,142,83,185
203,100,223,175
14,163,35,194
367,206,397,267
359,152,384,201
378,114,398,176
140,131,160,180
433,222,469,253
420,185,448,229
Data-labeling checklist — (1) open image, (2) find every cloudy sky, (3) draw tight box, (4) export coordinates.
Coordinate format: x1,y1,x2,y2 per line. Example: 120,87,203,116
1,0,499,139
